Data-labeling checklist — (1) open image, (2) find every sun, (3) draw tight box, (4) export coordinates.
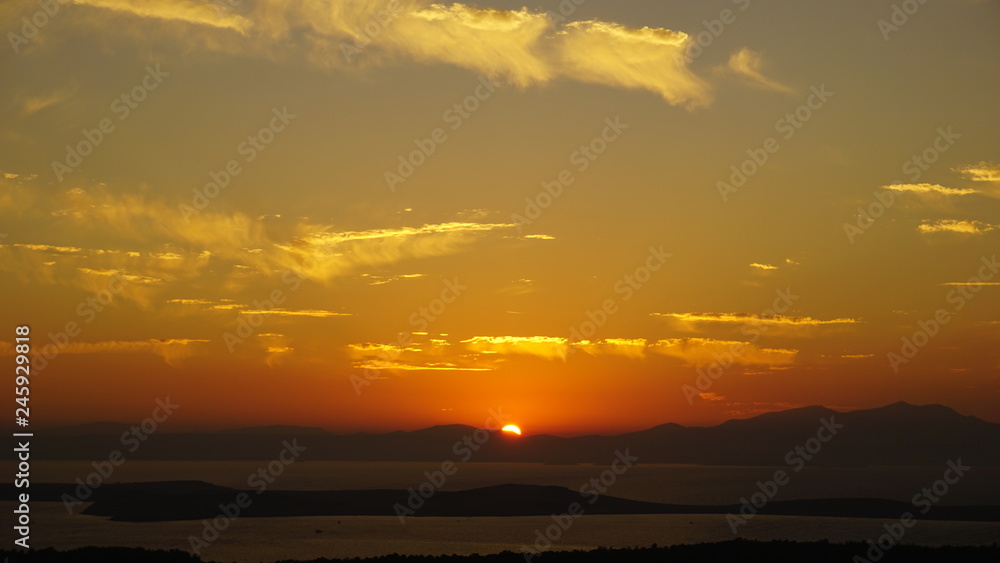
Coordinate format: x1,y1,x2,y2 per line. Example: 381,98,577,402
501,424,522,436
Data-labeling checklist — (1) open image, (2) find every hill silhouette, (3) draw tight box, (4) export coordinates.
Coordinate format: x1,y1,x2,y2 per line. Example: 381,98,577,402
3,481,996,522
16,402,999,466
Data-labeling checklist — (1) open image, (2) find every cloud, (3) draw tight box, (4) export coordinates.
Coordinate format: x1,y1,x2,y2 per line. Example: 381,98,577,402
275,221,516,282
749,262,777,271
346,333,800,375
51,0,713,108
647,337,797,367
726,48,793,94
389,4,550,87
74,0,253,33
256,332,294,367
556,21,711,107
239,308,351,318
13,243,83,254
571,338,647,359
652,312,860,326
461,335,570,360
18,85,78,116
360,273,426,285
3,183,514,297
955,162,1000,183
917,219,998,234
883,183,978,196
349,338,495,372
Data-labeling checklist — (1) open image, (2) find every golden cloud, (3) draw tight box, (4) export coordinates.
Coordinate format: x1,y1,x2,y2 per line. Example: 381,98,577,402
883,183,978,196
74,0,253,33
557,21,710,107
461,335,570,360
955,162,1000,183
648,337,797,367
652,312,860,326
52,0,714,108
726,48,793,94
917,219,998,234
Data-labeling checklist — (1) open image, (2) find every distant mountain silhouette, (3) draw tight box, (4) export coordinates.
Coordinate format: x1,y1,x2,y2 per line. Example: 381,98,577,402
20,402,1000,466
3,481,996,523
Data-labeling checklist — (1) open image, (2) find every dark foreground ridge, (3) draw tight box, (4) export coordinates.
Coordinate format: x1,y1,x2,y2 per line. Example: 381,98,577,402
3,540,1000,563
4,481,998,522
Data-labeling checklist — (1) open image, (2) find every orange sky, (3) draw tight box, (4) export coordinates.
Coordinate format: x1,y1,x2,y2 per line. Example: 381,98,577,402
1,0,999,435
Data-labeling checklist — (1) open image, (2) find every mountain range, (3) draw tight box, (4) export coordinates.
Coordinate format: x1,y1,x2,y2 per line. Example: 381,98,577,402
16,402,1000,466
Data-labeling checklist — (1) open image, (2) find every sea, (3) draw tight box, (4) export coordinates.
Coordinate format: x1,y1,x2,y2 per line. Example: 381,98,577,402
4,461,999,562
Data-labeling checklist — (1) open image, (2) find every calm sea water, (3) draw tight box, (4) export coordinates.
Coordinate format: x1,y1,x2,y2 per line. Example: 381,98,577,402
5,462,998,562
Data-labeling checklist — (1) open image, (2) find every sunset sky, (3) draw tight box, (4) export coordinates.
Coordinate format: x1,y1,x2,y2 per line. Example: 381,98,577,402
1,0,998,435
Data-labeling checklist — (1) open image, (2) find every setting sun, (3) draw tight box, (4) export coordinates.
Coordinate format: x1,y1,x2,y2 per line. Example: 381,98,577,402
501,425,522,436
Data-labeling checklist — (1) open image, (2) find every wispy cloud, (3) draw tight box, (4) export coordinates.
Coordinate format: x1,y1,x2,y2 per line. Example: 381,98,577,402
955,162,1000,183
461,335,570,360
556,21,710,107
652,312,860,326
917,219,998,234
648,338,797,367
883,183,978,196
18,85,78,116
726,48,793,94
52,0,715,108
345,334,798,375
74,0,253,33
239,308,351,318
2,183,515,298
